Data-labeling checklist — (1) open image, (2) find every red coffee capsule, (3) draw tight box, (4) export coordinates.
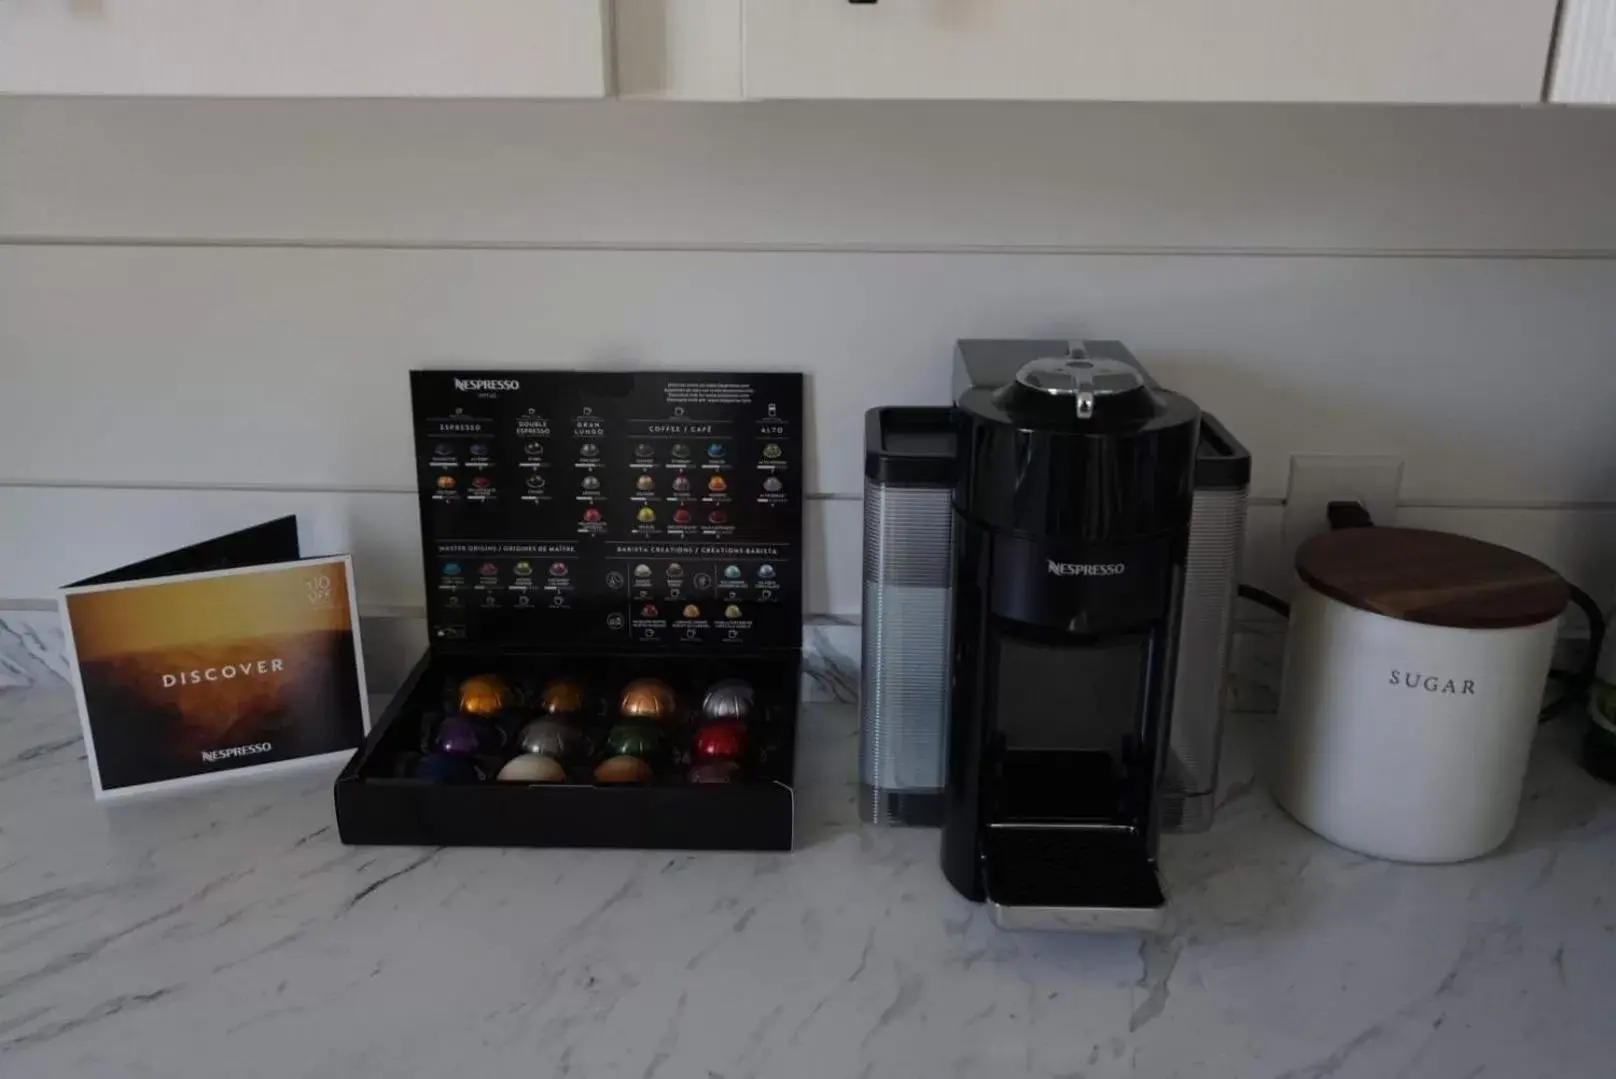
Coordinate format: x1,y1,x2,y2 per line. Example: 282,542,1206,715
693,719,746,762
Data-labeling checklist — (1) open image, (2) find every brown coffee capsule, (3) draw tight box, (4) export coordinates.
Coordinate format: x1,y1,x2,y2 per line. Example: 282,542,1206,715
594,755,654,784
688,761,740,785
458,673,514,717
618,678,678,724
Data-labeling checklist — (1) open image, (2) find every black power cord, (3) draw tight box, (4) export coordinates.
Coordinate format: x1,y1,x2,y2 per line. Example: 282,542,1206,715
1238,583,1290,619
1540,583,1607,723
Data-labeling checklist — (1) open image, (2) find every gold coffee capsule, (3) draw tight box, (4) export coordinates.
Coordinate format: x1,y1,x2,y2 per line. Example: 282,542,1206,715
539,678,587,716
618,678,678,723
458,673,513,717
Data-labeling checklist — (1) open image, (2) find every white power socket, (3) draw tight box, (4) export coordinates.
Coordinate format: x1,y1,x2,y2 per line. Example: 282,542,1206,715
1281,455,1403,556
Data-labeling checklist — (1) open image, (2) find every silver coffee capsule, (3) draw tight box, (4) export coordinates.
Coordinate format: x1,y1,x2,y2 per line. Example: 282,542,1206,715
517,718,583,761
701,678,755,724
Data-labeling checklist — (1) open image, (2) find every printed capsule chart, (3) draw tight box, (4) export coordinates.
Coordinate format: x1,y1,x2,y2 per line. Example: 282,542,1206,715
411,371,804,650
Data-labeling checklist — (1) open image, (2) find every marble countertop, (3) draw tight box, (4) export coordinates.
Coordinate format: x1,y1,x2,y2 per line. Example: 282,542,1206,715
2,686,1614,1079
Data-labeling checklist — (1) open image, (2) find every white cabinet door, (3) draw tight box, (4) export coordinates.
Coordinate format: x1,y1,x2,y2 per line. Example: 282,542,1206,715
1551,0,1616,103
615,0,744,100
743,0,1558,104
0,0,608,97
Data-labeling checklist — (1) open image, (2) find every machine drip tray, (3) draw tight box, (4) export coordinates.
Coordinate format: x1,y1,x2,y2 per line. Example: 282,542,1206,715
983,827,1167,932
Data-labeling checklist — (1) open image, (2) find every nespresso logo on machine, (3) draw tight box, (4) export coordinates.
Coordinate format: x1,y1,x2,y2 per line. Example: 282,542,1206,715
453,378,522,392
1046,560,1126,577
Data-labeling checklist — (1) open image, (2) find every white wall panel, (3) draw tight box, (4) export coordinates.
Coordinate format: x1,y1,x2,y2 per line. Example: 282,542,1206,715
4,246,1616,506
4,100,1616,254
615,0,743,100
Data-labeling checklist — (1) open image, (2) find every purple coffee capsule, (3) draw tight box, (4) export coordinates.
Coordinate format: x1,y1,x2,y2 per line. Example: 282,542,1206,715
434,713,498,756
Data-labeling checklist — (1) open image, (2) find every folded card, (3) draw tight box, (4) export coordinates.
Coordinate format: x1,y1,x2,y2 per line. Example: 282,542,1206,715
59,518,370,799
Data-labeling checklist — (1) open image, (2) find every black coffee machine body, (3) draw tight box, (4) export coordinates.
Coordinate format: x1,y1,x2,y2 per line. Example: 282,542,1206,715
942,343,1201,930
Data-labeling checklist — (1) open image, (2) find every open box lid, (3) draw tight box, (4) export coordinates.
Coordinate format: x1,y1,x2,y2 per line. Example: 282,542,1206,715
410,370,805,656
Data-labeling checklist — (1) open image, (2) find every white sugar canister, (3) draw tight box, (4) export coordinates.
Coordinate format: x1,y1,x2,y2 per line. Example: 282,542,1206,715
1272,528,1567,863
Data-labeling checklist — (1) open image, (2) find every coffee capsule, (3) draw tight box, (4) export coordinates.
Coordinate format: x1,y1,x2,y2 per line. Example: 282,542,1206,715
434,714,499,756
539,678,587,716
693,720,746,762
688,761,740,784
618,678,678,723
595,755,654,784
605,722,664,761
496,754,566,782
518,718,584,761
458,673,514,717
701,679,755,724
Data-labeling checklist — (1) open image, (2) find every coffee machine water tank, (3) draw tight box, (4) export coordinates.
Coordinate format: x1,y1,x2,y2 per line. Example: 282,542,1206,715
859,409,957,826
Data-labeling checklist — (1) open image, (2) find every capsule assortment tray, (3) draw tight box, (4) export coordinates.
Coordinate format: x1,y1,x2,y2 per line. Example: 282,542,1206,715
334,371,805,852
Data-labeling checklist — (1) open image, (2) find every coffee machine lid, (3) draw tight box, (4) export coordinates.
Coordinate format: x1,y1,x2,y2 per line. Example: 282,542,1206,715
1013,356,1145,420
983,354,1160,430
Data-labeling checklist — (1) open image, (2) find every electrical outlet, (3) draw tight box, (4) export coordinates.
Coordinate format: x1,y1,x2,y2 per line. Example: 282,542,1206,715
1281,455,1403,554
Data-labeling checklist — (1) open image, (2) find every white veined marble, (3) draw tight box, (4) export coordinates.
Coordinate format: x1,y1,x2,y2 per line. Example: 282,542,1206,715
1,683,1614,1078
0,608,70,689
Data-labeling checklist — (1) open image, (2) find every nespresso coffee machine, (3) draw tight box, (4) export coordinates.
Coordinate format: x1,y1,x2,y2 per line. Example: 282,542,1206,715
860,340,1248,929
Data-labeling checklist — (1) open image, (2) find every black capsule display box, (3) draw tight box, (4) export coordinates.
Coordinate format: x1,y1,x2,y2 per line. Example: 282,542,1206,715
335,370,806,852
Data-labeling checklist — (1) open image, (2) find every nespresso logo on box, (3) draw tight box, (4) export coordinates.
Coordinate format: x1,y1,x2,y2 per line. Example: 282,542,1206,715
161,658,285,687
454,378,522,392
1047,561,1126,577
201,742,274,763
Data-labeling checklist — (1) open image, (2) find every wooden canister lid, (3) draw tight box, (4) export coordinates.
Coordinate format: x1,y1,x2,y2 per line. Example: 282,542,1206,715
1295,528,1568,629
